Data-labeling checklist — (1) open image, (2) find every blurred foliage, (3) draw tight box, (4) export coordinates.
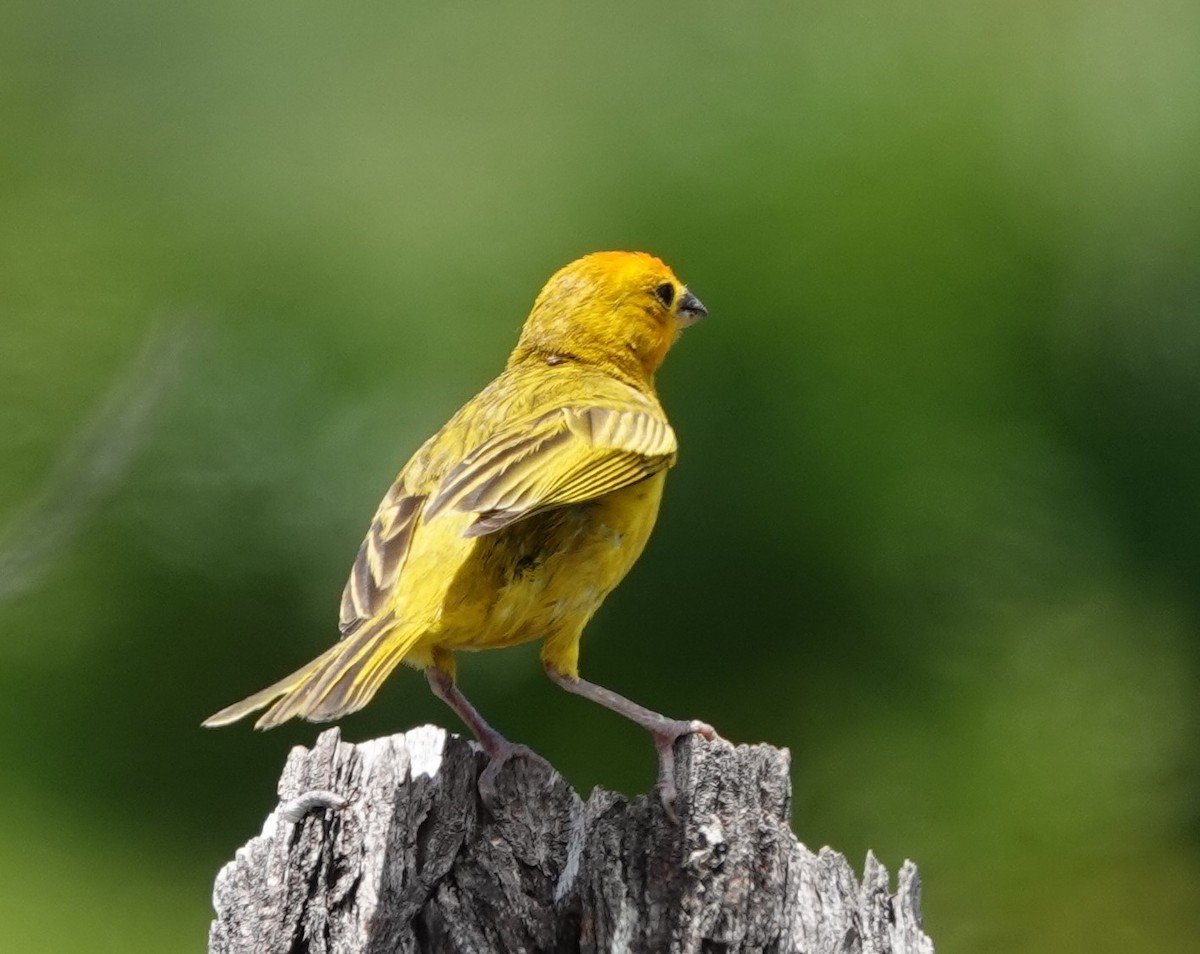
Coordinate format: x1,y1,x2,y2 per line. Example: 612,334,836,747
2,1,1198,951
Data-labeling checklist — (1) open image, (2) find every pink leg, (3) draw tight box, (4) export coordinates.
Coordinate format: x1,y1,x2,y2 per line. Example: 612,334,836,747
544,663,717,820
425,667,542,806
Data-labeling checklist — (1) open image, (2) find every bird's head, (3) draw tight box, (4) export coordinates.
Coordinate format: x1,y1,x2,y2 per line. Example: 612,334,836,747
509,251,707,386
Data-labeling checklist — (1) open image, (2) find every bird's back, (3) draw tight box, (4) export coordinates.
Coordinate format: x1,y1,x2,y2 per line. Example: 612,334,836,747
346,360,672,671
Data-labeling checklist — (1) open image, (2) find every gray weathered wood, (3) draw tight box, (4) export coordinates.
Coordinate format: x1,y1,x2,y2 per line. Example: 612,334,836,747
209,726,934,954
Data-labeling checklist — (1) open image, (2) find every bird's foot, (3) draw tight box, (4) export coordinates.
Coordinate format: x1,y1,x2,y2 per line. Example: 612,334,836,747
651,719,720,822
477,739,551,812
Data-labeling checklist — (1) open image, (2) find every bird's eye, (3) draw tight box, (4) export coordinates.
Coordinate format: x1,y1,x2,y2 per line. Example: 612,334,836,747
653,283,675,308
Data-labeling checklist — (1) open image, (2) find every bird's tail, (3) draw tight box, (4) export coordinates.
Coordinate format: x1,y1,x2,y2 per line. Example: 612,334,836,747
202,613,424,730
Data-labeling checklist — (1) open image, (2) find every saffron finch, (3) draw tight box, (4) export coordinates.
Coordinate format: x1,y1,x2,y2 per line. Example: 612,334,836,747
205,251,716,811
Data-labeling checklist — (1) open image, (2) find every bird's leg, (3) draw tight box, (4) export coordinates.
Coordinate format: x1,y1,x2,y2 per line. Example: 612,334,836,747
424,664,541,806
543,662,717,820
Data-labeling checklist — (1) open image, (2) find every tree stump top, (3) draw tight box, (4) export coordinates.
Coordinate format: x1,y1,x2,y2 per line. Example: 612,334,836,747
209,726,934,954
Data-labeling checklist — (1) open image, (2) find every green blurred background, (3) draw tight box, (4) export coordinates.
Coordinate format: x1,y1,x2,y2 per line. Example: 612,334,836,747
2,1,1198,950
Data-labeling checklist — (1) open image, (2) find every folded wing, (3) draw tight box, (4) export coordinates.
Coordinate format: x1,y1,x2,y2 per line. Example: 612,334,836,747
426,406,678,537
338,480,425,633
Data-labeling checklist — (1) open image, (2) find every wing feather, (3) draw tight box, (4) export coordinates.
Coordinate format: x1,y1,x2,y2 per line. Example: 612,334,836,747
428,405,677,537
338,482,425,633
430,430,549,509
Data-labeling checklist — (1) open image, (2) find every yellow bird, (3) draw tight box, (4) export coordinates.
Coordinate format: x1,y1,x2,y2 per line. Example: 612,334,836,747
205,251,715,810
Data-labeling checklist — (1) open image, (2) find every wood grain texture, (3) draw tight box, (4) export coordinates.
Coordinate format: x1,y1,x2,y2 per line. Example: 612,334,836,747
209,727,934,954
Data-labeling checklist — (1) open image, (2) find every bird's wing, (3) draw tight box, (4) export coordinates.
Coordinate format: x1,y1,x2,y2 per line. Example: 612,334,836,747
425,406,677,537
338,478,425,632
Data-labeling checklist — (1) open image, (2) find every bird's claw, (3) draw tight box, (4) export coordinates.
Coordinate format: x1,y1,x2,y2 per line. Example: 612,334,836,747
651,718,721,822
477,741,549,813
687,719,719,742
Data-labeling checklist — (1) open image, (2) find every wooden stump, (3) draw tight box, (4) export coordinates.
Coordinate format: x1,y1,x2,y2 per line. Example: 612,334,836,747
208,727,934,954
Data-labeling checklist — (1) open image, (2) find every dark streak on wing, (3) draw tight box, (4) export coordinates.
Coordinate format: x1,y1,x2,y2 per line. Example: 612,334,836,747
463,508,526,537
338,488,426,634
426,406,677,539
458,427,574,513
373,495,421,583
425,419,564,521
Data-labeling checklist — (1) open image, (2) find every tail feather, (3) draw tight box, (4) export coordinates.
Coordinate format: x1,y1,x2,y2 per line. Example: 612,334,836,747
202,613,424,730
201,659,322,728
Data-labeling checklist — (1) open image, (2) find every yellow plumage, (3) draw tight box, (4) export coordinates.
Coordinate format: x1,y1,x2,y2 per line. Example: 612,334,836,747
205,250,714,810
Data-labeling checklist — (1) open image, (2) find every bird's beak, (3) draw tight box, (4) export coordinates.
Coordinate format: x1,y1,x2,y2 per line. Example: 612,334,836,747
676,288,708,326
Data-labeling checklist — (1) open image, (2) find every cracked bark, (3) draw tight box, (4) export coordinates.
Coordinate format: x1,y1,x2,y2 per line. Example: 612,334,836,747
208,726,934,954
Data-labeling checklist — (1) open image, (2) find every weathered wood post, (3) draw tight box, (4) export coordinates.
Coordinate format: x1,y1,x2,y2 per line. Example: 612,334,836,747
208,727,934,953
